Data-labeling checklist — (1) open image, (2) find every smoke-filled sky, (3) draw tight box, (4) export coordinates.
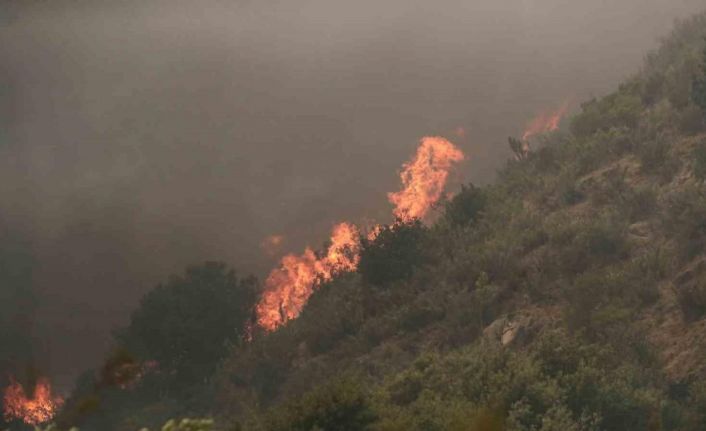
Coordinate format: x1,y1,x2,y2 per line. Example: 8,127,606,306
1,0,704,389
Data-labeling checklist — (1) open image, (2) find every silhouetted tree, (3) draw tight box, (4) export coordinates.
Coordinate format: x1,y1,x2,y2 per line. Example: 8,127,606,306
117,262,258,392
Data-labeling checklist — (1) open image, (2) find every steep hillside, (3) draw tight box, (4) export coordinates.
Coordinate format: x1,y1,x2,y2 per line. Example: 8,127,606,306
211,13,706,431
47,12,706,431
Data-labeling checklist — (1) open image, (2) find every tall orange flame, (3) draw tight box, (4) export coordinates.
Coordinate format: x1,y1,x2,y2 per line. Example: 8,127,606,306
388,136,465,222
255,136,465,332
522,103,569,141
3,377,63,425
256,222,360,331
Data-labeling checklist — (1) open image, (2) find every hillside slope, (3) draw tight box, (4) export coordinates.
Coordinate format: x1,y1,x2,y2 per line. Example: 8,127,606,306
48,12,706,431
211,13,706,431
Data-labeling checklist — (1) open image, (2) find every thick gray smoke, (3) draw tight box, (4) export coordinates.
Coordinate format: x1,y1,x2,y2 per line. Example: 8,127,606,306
1,0,703,388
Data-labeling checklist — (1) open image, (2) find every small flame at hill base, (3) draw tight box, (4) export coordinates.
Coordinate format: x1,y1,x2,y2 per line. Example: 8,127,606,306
3,377,63,426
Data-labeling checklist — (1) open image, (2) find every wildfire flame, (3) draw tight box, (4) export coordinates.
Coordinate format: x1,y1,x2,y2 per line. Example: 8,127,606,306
255,136,465,332
388,136,465,222
522,103,569,141
3,377,64,425
256,222,360,331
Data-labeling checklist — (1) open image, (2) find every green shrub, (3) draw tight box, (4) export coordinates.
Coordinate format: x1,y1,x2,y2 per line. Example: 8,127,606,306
398,300,445,332
560,181,585,206
443,184,487,227
565,249,666,337
640,100,678,139
691,40,706,115
146,418,214,431
642,72,666,105
590,169,657,222
637,135,680,182
553,215,630,274
358,220,429,287
530,142,564,174
571,127,633,176
663,185,706,259
686,380,706,429
678,281,706,321
570,83,644,138
678,105,706,134
622,185,658,222
263,377,376,431
298,278,365,354
692,138,706,180
674,260,706,321
117,262,258,393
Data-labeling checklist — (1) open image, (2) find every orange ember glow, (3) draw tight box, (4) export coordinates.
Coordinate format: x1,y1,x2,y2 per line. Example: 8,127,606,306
522,103,569,141
256,222,360,331
388,136,465,221
365,224,383,242
112,360,159,390
3,377,63,425
261,234,285,256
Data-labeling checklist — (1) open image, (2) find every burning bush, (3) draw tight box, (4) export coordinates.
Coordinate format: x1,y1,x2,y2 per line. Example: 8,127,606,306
255,136,465,332
2,377,63,426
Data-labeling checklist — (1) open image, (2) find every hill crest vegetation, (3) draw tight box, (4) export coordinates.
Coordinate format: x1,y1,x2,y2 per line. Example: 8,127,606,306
53,12,706,431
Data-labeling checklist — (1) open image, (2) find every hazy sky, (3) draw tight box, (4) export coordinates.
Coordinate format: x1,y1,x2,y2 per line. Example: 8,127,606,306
1,0,704,388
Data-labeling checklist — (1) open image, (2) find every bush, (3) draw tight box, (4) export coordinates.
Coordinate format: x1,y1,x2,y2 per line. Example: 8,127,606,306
692,138,706,180
565,251,666,338
678,105,706,134
139,418,214,431
675,260,706,321
570,82,644,138
398,300,445,332
642,72,666,105
552,215,630,274
663,185,706,259
298,278,365,354
443,184,487,227
560,180,585,206
590,169,657,222
678,281,706,321
262,377,376,431
686,380,706,429
691,40,706,115
569,127,633,176
118,262,258,392
637,135,680,182
358,220,429,287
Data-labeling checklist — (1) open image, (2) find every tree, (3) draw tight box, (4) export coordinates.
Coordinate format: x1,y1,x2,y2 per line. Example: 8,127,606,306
263,377,376,431
358,219,428,287
691,39,706,115
117,262,258,391
443,183,487,227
